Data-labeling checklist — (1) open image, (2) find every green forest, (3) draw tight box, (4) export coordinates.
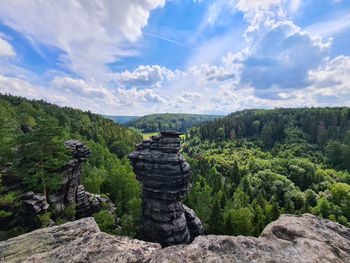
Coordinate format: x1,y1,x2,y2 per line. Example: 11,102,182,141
125,113,222,132
1,95,350,241
0,94,143,239
182,108,350,235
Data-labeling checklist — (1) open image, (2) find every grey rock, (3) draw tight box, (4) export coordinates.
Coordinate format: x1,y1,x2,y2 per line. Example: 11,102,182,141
22,198,49,214
1,214,349,262
75,185,91,219
19,192,49,229
151,213,350,263
129,130,203,247
47,140,116,222
0,217,161,263
184,205,204,240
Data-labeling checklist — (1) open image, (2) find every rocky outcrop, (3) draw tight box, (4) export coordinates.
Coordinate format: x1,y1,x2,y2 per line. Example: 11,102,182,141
128,131,203,247
21,192,49,215
75,185,91,218
152,213,350,262
47,140,90,214
1,214,349,262
0,217,161,263
48,140,116,220
62,139,90,205
83,191,116,216
17,192,50,229
183,205,204,239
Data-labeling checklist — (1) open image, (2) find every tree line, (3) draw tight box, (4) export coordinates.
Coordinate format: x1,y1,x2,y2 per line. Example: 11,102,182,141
126,113,222,133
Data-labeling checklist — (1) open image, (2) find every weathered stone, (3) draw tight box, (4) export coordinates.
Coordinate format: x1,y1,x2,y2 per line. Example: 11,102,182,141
151,213,350,263
2,214,349,263
0,217,161,263
129,130,203,247
75,185,91,219
18,192,49,229
184,205,204,240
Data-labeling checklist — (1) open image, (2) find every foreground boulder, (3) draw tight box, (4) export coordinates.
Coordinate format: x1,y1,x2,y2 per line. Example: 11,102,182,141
152,213,350,263
128,131,203,247
0,217,161,263
1,214,349,262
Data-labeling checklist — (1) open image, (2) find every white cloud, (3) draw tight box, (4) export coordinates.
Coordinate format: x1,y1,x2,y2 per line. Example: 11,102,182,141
1,0,349,116
183,92,202,99
189,63,235,83
213,0,330,100
308,55,350,105
306,13,350,38
0,0,165,78
50,77,111,99
113,65,179,88
0,75,39,98
116,87,167,104
0,36,15,57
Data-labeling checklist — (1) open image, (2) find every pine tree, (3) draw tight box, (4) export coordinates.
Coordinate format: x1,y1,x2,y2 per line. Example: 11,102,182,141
208,197,224,234
17,117,69,200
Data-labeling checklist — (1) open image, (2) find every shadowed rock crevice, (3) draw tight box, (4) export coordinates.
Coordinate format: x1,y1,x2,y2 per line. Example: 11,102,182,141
128,131,203,247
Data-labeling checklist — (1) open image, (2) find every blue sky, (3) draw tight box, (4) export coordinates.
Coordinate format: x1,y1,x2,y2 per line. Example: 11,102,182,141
0,0,350,115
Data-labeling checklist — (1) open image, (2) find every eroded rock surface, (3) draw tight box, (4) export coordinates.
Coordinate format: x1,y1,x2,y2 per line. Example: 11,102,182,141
0,217,161,263
128,131,203,247
152,213,350,263
1,214,349,262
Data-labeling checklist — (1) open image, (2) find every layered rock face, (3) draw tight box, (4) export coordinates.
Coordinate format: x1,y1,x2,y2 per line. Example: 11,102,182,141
1,214,349,262
47,139,91,214
50,140,116,219
128,131,203,247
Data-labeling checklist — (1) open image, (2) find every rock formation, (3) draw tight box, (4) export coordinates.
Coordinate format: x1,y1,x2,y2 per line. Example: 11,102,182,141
48,139,116,220
18,140,115,227
1,214,349,262
19,191,49,229
128,131,203,247
0,217,161,263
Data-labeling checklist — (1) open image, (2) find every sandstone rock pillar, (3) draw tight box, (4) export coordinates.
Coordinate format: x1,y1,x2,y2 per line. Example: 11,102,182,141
129,131,203,247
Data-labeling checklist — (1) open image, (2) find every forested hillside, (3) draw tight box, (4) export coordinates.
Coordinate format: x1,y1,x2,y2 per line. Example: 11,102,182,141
0,94,143,239
125,113,222,132
102,115,138,124
183,108,350,236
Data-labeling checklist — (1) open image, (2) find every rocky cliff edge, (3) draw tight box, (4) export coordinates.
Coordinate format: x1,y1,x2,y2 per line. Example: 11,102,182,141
1,213,349,263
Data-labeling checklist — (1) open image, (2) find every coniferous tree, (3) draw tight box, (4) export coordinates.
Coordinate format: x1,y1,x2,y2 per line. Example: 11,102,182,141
17,117,69,200
208,197,224,234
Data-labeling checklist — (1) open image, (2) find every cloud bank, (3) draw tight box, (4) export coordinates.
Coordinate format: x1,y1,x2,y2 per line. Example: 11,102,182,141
0,0,349,115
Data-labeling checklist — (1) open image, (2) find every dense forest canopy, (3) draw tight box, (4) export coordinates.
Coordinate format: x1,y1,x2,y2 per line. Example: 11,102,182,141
0,94,143,239
182,107,350,236
125,113,223,133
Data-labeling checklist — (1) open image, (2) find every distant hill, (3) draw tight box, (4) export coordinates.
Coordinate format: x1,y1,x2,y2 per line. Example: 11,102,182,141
125,113,224,132
102,115,138,124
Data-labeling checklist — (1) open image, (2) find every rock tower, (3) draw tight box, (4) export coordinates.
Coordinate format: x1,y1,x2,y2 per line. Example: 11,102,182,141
128,131,203,247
